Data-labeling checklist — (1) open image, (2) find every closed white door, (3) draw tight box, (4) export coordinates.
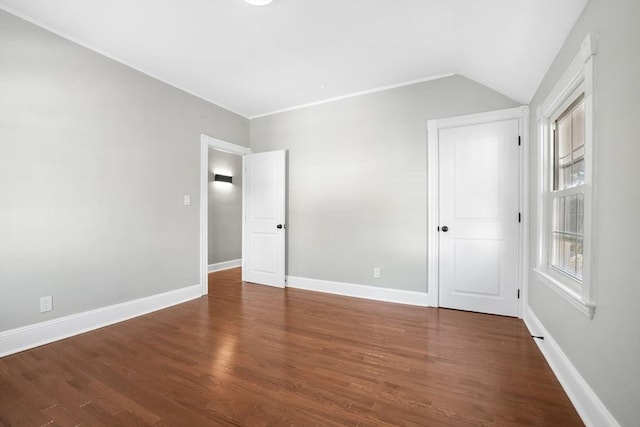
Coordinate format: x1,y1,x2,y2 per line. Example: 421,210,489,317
242,150,286,288
438,119,520,316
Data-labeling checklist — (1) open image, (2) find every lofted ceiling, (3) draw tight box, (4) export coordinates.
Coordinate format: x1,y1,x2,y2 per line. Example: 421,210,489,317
0,0,587,118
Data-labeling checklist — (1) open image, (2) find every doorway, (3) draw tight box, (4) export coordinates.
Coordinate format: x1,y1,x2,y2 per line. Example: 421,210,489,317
427,107,529,317
199,135,287,295
207,147,243,274
199,135,251,296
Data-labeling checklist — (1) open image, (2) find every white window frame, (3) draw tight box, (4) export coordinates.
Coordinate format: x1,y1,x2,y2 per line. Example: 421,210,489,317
535,33,596,318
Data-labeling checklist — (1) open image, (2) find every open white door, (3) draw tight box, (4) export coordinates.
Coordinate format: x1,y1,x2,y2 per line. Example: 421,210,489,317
242,150,286,288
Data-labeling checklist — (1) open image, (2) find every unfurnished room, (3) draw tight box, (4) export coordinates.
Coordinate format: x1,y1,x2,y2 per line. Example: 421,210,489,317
0,0,638,426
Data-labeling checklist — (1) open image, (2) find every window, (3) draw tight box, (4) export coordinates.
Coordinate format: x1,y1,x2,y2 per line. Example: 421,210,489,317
551,95,585,282
536,34,596,318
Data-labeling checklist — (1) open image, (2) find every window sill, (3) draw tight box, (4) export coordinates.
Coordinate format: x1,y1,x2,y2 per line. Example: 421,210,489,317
534,268,596,319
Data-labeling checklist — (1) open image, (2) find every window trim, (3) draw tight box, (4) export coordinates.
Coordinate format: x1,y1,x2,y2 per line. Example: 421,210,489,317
535,33,596,319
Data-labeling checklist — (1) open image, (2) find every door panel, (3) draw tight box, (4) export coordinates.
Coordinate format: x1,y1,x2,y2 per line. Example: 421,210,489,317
439,119,519,316
242,150,286,288
251,234,277,272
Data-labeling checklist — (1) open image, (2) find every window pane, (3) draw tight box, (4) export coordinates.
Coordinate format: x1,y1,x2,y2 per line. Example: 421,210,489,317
573,158,585,186
562,236,575,274
566,194,578,234
553,95,586,190
555,116,572,190
576,237,583,280
571,101,586,188
564,166,573,188
552,232,563,269
577,193,584,234
550,193,584,280
572,102,585,152
553,196,565,231
557,115,572,161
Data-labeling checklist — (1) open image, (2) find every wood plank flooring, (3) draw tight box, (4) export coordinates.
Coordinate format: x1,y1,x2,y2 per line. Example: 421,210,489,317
0,268,583,426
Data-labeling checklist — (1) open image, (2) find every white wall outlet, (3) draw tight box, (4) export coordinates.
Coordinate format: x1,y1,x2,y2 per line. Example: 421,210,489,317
40,296,52,313
373,267,381,278
183,195,191,206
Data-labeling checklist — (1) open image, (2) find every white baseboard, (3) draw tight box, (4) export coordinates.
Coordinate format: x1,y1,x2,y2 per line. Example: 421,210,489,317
286,276,430,307
208,259,242,273
0,284,202,358
523,307,620,427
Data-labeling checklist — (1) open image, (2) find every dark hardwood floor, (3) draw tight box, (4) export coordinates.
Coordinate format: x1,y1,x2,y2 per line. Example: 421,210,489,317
0,268,583,426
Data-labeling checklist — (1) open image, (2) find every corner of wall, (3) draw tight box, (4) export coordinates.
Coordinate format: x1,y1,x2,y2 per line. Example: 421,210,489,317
522,305,621,427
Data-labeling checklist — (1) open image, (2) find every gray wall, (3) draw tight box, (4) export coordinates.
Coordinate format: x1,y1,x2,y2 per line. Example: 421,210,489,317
208,148,242,264
250,75,519,291
0,11,249,331
527,1,640,425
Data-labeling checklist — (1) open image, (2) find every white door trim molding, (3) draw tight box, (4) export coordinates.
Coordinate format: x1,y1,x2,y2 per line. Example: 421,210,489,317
200,134,251,296
426,106,529,316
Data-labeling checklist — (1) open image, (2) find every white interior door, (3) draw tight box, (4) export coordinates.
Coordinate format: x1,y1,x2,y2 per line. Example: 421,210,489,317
438,119,520,316
242,150,286,288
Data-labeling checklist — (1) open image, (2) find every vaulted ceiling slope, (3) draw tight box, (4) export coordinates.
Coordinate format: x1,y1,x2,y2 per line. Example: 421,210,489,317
0,0,587,118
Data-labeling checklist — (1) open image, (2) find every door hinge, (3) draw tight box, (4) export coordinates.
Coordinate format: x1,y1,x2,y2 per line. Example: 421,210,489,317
518,212,521,223
518,136,521,146
517,289,520,299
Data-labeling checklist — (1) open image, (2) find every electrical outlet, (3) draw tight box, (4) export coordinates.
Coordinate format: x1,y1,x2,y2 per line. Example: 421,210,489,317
40,296,52,313
183,195,191,206
373,267,381,278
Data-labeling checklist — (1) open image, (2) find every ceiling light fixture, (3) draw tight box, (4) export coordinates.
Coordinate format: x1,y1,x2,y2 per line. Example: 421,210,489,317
244,0,274,5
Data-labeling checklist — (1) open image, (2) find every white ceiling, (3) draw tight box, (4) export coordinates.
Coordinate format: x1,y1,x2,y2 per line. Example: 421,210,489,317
0,0,587,118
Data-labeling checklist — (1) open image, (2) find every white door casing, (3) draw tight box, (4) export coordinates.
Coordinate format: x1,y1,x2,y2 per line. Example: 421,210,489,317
242,150,287,288
427,107,529,317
